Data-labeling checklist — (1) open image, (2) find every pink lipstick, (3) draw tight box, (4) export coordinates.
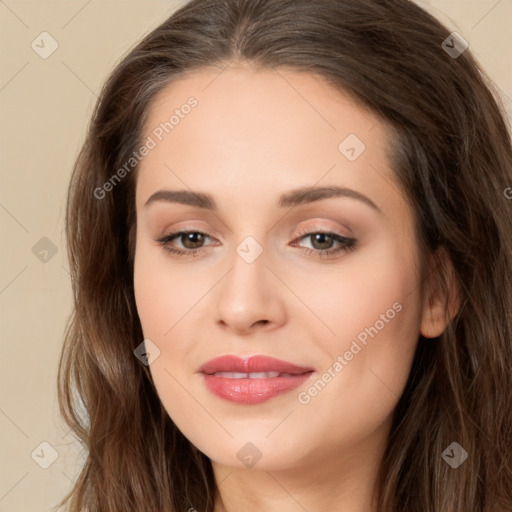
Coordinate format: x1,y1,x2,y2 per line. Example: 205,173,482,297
198,355,314,404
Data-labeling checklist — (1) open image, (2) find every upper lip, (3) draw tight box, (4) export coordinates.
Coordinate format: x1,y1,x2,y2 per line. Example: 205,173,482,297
198,355,314,375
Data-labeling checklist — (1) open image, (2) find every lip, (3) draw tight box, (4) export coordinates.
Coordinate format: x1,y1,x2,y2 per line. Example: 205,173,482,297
198,355,315,405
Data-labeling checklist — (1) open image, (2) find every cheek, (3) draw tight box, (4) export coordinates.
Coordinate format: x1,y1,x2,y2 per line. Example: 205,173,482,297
290,287,421,457
133,244,201,429
134,265,167,341
302,241,422,425
133,240,210,378
133,240,197,340
299,235,421,352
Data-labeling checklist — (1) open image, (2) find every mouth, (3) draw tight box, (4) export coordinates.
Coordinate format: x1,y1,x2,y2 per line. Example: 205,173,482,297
198,355,315,405
211,371,298,378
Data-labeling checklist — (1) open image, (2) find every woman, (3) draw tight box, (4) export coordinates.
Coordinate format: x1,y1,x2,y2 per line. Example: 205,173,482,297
57,0,512,510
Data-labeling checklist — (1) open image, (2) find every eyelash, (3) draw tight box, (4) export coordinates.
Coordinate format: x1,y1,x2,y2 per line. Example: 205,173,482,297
155,228,357,260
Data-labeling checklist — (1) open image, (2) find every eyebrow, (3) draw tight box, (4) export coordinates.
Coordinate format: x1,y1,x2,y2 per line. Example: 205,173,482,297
144,185,381,213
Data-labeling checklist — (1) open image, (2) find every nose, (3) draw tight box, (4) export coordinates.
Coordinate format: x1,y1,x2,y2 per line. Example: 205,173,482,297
215,245,287,335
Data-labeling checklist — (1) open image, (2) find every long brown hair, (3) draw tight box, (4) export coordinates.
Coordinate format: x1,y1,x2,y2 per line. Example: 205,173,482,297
57,0,512,510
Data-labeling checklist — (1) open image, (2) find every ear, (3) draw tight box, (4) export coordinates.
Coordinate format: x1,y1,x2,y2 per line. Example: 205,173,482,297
420,246,461,338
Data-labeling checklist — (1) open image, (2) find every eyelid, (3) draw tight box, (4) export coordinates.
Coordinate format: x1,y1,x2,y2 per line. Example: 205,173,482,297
291,227,356,250
156,223,350,245
294,223,352,238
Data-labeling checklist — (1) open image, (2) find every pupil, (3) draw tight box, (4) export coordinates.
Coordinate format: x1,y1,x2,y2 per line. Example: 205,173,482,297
312,233,333,250
183,233,204,249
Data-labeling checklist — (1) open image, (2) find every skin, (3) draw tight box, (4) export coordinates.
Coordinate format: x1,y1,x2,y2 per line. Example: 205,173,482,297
133,61,453,512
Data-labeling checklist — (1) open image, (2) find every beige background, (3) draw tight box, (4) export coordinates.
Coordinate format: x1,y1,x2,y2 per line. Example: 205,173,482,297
0,1,510,511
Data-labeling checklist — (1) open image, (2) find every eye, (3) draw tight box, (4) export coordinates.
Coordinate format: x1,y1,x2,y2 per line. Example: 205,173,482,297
291,229,357,259
155,230,215,257
154,228,357,259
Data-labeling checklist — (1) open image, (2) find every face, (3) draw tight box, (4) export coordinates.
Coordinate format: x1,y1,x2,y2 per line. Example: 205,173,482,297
133,63,428,474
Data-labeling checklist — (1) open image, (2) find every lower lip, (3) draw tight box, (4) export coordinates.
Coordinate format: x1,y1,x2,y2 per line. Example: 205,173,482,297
201,373,313,404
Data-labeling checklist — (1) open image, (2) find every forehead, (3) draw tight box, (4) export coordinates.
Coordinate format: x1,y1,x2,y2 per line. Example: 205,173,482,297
144,63,382,144
135,64,401,214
